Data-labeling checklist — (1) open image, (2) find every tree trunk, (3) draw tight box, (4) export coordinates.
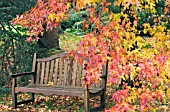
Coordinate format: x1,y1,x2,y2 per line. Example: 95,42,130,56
39,25,63,50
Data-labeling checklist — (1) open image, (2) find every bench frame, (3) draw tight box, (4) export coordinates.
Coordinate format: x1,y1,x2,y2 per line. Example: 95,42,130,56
11,52,108,112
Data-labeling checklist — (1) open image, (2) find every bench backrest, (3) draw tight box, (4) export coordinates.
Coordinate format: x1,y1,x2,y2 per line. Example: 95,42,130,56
31,52,107,88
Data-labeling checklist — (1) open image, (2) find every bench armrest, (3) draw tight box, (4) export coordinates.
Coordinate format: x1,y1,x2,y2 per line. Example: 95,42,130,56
100,75,107,79
10,72,35,78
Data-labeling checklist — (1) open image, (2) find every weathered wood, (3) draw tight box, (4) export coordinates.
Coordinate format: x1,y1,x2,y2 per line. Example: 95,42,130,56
63,60,68,86
44,62,50,84
102,60,108,89
84,84,90,112
12,78,17,108
10,72,35,78
20,84,102,90
15,86,85,98
89,89,104,98
58,59,63,85
30,93,34,102
68,60,73,86
32,53,37,72
36,62,40,84
100,94,105,109
36,52,68,62
49,60,54,82
91,83,96,88
10,52,108,111
96,80,101,88
54,59,59,85
72,60,78,86
77,63,83,86
40,62,45,84
100,61,108,110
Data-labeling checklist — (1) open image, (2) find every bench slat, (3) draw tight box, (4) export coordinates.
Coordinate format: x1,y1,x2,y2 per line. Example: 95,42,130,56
36,62,40,84
15,85,103,98
32,53,36,72
44,62,50,84
63,60,68,86
15,86,84,97
59,59,63,85
68,60,73,86
77,62,83,86
49,60,54,82
54,59,59,85
36,52,68,62
72,60,78,86
40,62,45,84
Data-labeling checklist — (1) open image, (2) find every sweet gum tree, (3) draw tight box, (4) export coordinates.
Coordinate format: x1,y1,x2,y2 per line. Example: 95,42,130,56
75,0,170,111
12,0,170,111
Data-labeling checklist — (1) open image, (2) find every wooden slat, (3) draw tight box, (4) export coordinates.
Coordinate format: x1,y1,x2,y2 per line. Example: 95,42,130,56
101,61,108,89
32,53,37,72
15,85,102,98
68,60,73,86
54,59,59,85
37,52,69,62
96,80,101,88
40,62,45,84
44,62,50,84
36,62,40,84
31,53,37,84
63,60,68,86
15,86,85,98
72,60,78,86
77,62,83,86
58,59,63,85
12,78,17,108
91,83,96,88
82,68,86,77
96,71,102,88
49,60,54,82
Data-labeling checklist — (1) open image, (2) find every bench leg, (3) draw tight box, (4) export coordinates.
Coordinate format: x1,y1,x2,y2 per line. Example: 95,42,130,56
12,92,17,109
30,93,34,102
12,78,17,108
84,85,90,112
100,94,105,109
84,96,90,112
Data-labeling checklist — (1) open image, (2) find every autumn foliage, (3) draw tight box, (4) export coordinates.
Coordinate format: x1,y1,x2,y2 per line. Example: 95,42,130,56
12,0,70,42
12,0,170,111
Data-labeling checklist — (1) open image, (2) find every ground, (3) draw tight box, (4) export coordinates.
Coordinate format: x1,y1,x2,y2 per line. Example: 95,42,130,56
0,87,115,112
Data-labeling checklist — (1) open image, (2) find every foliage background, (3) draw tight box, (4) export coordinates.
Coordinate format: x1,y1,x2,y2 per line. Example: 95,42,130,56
0,0,170,111
0,0,38,95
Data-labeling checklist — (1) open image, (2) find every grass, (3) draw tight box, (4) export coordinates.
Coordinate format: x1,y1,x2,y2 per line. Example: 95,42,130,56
48,32,83,55
59,32,83,51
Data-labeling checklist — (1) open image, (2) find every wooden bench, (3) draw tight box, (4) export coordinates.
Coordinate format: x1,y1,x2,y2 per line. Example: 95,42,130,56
10,52,108,112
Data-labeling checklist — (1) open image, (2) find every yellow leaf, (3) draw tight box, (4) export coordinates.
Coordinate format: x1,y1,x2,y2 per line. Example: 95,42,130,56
125,32,130,40
145,5,149,9
66,2,71,8
143,29,147,34
48,13,55,21
166,88,170,99
123,14,128,19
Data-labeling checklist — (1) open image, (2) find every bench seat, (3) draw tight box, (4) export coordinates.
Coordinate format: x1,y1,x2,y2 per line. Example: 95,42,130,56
15,84,103,98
